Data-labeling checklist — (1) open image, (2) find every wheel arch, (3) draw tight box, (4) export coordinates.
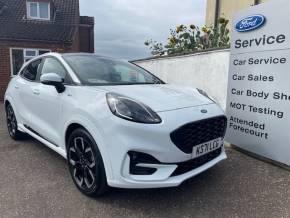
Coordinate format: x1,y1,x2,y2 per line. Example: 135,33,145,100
65,123,85,150
3,96,21,123
4,99,10,108
4,95,15,111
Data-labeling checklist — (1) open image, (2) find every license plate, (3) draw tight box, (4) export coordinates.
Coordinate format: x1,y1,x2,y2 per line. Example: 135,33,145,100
192,138,223,158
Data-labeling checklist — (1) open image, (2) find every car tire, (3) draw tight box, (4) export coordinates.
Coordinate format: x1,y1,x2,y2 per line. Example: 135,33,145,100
67,128,108,197
5,104,28,140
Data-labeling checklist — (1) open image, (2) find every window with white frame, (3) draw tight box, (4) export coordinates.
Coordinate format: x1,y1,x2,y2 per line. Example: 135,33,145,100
10,48,51,76
27,1,50,20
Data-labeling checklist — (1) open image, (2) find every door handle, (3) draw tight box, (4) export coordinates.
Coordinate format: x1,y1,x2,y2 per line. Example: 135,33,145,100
14,85,19,89
32,89,40,95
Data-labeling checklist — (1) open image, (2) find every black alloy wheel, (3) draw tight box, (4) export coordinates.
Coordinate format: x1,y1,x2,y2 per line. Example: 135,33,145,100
67,128,108,197
6,104,26,140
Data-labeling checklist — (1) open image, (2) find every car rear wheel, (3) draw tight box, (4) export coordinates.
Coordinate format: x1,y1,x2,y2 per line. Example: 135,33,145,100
67,128,108,197
6,104,27,140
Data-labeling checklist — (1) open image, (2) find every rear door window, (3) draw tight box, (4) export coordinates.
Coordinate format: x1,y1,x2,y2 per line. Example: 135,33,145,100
21,59,42,81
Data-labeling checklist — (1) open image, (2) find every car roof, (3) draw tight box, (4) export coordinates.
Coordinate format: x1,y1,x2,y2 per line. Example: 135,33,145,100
61,53,123,61
29,52,126,63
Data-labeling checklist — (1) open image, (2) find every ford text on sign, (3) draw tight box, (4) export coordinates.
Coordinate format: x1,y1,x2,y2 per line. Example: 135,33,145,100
235,15,266,32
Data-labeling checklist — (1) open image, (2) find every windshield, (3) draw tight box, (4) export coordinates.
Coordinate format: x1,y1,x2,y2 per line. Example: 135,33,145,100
63,55,164,86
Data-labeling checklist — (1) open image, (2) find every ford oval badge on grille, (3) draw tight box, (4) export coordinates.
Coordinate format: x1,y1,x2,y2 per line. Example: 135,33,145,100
235,15,266,32
201,109,207,113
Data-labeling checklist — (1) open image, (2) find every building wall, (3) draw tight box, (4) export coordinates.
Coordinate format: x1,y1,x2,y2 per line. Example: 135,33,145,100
206,0,217,27
206,0,269,30
0,45,11,102
79,25,95,53
79,16,95,53
71,28,80,52
134,49,230,109
0,41,76,100
0,15,95,101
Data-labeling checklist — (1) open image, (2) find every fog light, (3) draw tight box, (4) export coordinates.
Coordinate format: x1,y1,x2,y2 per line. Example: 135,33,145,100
128,151,160,175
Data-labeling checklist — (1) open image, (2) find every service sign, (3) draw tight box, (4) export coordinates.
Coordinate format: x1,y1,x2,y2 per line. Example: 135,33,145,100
226,0,290,166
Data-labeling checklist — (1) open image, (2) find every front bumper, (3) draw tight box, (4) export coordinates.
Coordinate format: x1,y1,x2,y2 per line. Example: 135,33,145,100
100,103,227,189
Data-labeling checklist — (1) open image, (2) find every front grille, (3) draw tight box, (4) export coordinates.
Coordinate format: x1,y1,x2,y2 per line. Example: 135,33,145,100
171,148,222,176
170,116,227,154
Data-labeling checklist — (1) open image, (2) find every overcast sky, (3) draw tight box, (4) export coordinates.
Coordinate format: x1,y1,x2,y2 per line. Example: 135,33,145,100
79,0,206,60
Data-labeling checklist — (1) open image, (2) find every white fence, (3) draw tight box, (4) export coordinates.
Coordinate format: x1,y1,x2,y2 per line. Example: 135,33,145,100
134,49,230,109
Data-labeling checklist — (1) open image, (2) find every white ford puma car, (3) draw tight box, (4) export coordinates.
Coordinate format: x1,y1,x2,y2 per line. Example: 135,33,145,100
4,53,227,196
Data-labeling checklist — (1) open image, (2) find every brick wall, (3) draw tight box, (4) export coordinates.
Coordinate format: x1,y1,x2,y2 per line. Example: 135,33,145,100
0,40,75,100
71,28,80,52
79,25,94,53
79,16,95,53
0,44,10,101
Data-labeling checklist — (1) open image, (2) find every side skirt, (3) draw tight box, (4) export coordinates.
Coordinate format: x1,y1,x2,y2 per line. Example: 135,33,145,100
18,123,67,159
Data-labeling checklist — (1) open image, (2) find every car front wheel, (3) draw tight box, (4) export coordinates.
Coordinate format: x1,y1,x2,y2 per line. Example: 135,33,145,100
67,128,108,197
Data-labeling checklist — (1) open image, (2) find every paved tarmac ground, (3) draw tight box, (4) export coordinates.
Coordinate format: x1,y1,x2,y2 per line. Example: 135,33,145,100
0,103,290,218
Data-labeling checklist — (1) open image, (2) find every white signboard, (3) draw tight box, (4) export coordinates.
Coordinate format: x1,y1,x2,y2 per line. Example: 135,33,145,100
226,0,290,166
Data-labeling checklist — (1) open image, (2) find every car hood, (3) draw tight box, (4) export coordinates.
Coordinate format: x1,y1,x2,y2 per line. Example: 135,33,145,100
91,84,213,112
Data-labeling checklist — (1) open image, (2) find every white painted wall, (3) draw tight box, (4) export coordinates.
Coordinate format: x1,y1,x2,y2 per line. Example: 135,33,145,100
134,49,230,109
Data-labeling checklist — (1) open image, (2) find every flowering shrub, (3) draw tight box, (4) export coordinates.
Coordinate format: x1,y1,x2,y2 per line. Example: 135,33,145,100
145,17,230,56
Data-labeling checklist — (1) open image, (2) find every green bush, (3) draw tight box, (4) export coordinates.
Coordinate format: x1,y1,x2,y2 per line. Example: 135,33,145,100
145,17,230,56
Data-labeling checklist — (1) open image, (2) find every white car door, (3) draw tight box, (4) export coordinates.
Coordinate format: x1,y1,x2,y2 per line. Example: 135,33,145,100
27,57,71,147
17,59,43,128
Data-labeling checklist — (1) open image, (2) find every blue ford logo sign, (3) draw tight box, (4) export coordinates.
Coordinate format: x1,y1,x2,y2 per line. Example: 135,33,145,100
235,15,266,32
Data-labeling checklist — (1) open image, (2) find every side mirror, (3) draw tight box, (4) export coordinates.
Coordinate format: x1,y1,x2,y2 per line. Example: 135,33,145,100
40,73,65,93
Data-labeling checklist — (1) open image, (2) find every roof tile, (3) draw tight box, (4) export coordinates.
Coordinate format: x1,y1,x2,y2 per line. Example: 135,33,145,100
0,0,80,43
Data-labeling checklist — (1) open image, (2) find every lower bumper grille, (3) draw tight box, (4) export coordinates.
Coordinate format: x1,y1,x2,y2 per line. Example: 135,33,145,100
128,151,159,175
170,116,227,154
171,148,222,176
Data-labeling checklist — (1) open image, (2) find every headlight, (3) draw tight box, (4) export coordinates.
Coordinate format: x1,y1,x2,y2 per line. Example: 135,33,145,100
106,93,162,124
197,88,216,103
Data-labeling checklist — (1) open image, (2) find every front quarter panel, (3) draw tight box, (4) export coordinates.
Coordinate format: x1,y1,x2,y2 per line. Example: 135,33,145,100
61,86,114,180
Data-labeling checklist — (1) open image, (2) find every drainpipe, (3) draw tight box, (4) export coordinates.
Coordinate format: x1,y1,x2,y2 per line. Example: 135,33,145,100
214,0,220,28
